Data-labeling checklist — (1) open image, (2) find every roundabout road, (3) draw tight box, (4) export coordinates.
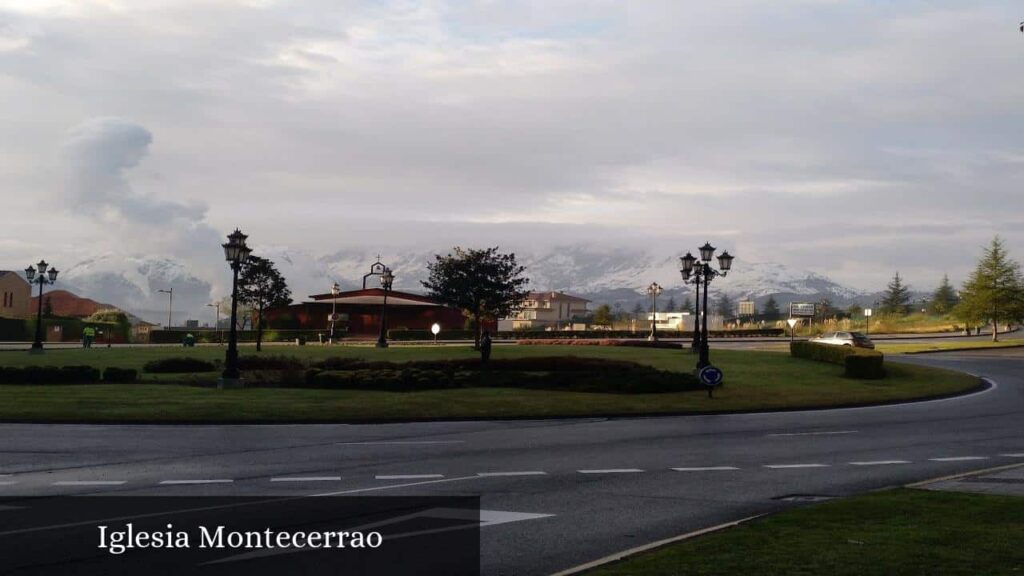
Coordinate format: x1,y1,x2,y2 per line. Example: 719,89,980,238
0,349,1021,575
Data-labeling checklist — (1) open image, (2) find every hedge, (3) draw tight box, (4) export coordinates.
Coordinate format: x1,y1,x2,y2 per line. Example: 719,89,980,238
790,341,885,379
300,357,701,393
237,355,304,370
147,329,325,345
0,365,100,384
143,357,218,373
387,328,784,341
102,367,138,383
0,318,28,341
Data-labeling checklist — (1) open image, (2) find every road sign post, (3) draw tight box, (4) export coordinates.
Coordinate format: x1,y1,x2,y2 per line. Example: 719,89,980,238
786,318,799,343
864,308,872,335
698,365,724,398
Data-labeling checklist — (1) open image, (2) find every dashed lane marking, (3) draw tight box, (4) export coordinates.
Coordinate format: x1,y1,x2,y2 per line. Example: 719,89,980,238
375,474,444,480
849,460,911,466
764,464,830,469
672,467,740,472
269,476,342,482
1001,453,1024,458
159,479,234,485
52,480,126,486
337,441,465,446
477,471,547,477
768,430,858,437
578,469,644,474
929,456,988,462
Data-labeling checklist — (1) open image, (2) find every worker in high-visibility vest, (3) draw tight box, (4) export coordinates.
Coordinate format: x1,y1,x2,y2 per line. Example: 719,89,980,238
82,326,96,349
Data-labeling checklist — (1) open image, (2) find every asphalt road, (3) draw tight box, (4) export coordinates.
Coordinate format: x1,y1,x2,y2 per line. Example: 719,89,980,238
1,349,1022,575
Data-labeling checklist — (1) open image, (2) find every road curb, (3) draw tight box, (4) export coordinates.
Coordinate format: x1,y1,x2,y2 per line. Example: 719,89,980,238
904,343,1024,355
549,514,766,576
905,461,1024,488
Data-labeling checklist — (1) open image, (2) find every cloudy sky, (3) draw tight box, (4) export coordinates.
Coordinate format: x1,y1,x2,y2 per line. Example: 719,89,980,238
2,0,1023,297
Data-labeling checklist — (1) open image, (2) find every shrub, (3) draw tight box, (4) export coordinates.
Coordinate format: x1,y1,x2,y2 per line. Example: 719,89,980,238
102,367,138,383
0,365,100,384
237,355,304,370
790,341,885,379
143,357,218,373
517,339,684,349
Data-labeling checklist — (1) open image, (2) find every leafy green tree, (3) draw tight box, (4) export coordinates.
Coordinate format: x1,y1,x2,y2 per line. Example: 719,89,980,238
592,304,613,328
422,247,530,348
847,303,863,317
238,255,292,351
761,295,780,321
954,237,1024,342
880,272,911,316
929,274,959,315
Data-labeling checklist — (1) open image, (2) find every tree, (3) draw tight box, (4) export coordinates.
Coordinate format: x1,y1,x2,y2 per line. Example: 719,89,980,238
929,274,959,315
880,272,911,316
42,296,53,317
762,295,780,321
216,295,253,330
238,255,292,351
592,304,613,328
681,296,694,314
714,293,734,318
817,298,839,321
954,237,1024,342
847,303,863,318
665,297,677,312
422,247,530,348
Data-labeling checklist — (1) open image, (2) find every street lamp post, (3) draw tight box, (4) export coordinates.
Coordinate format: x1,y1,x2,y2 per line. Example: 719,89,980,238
376,267,394,348
219,229,252,388
329,282,340,344
158,288,173,329
206,303,222,344
24,261,58,353
679,243,734,370
646,282,662,341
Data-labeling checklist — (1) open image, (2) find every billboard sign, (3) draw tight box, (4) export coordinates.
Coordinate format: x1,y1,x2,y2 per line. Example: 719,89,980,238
790,302,817,318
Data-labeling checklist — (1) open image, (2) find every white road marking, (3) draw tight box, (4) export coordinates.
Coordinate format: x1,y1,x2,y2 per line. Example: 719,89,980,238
159,479,234,485
375,474,444,480
764,464,830,469
672,467,740,472
53,480,126,486
849,460,911,466
269,476,341,482
477,471,548,477
337,441,464,446
578,469,644,474
929,456,988,462
1000,453,1024,458
0,481,18,486
769,430,858,437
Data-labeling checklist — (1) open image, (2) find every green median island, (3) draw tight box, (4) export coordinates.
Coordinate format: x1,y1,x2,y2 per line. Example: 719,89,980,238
0,344,980,423
587,488,1024,576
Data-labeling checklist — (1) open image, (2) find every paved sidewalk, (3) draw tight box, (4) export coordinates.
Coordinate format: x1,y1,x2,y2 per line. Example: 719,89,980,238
916,462,1024,497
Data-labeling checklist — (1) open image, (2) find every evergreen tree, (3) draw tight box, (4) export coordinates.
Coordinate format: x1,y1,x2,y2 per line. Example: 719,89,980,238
632,302,644,317
714,293,735,318
880,272,912,315
929,274,959,315
238,255,293,351
954,237,1024,342
665,296,677,312
422,247,529,348
592,304,613,328
681,296,694,314
762,295,780,321
847,303,863,317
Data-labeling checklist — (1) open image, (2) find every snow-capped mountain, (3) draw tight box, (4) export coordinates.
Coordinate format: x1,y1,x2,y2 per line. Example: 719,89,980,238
54,245,869,325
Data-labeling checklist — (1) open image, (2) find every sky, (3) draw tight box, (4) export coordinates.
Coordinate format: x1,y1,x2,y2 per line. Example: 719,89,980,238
1,0,1023,298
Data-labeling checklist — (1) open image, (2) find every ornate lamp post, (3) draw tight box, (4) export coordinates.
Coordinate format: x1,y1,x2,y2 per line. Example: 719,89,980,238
329,282,340,344
24,260,58,353
680,243,734,370
376,267,394,348
220,229,251,388
646,282,663,341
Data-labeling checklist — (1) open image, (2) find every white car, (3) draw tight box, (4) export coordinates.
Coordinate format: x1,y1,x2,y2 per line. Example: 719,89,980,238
809,331,875,349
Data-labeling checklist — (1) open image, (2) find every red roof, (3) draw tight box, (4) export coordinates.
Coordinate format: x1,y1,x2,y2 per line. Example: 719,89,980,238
28,290,119,318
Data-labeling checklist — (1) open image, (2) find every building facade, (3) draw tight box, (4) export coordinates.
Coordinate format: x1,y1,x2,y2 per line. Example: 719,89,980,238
503,291,591,330
0,271,31,319
262,287,483,338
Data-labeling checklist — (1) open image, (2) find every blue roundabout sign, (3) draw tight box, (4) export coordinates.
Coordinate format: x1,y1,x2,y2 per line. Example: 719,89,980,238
698,365,724,388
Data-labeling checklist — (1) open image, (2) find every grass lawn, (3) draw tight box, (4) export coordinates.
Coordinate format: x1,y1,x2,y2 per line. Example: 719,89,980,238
587,488,1024,576
0,345,980,422
876,340,1024,354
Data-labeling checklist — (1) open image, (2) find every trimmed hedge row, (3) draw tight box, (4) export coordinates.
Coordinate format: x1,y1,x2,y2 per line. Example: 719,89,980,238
790,341,885,379
517,339,684,349
0,365,99,384
299,356,701,393
143,357,218,373
387,328,784,341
